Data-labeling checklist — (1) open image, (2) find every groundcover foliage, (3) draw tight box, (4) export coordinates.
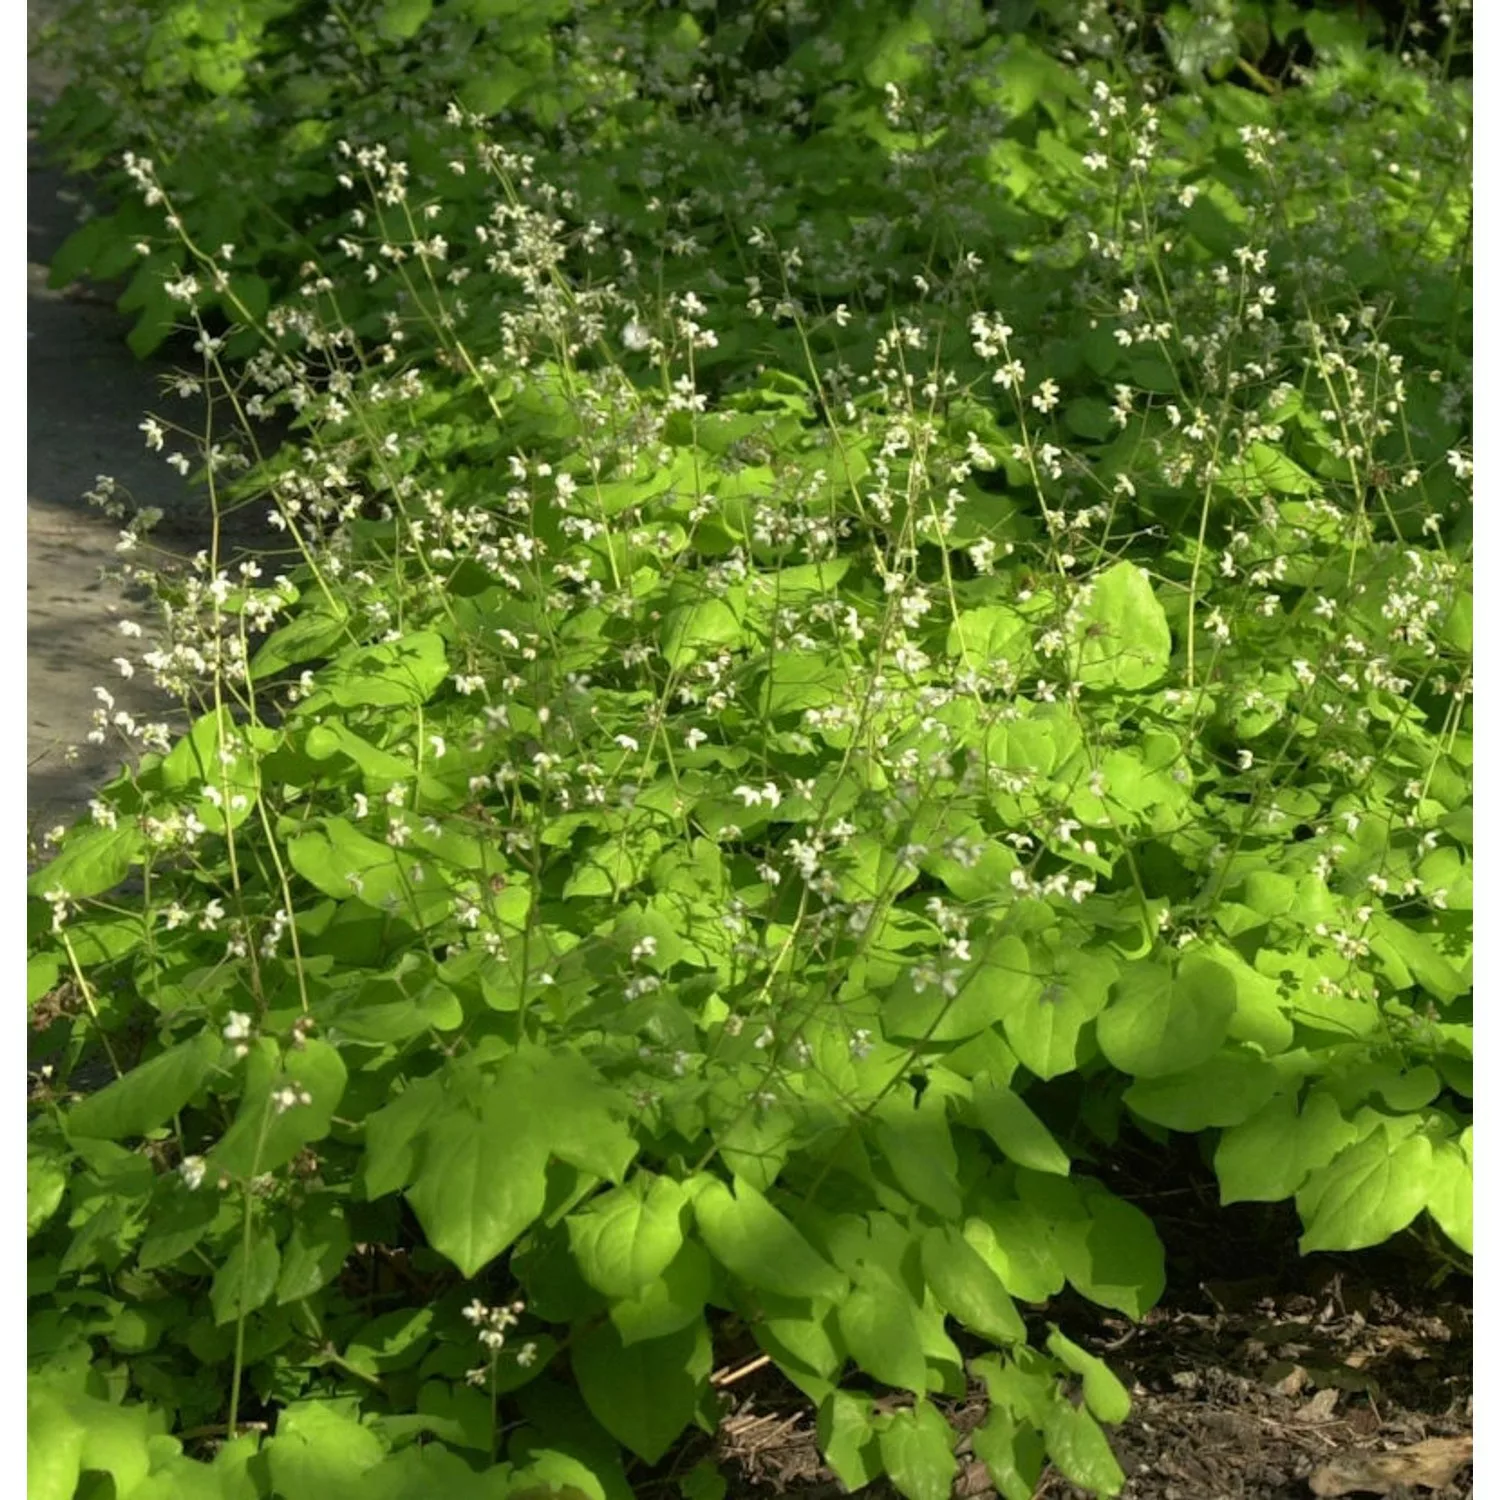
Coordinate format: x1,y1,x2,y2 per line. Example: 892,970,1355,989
29,2,1471,1497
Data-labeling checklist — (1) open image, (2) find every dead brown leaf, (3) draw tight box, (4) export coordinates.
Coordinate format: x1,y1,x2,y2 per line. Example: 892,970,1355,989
1267,1361,1310,1397
1296,1387,1341,1424
1308,1434,1473,1496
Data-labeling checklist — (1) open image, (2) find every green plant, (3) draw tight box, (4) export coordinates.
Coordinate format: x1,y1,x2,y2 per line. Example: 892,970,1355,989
28,3,1470,1497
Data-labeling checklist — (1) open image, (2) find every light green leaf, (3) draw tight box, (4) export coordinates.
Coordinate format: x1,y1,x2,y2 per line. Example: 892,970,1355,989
571,1316,711,1463
1201,939,1295,1056
884,935,1033,1042
66,1029,219,1142
753,1292,844,1383
1023,1176,1166,1320
947,605,1031,671
28,1143,68,1237
692,1176,847,1301
1297,1125,1435,1253
1417,847,1472,911
250,604,350,679
137,1185,221,1271
1096,955,1236,1078
506,1443,615,1500
680,1461,728,1500
406,1095,549,1278
872,1091,963,1218
1367,911,1466,1004
27,1387,86,1500
1064,397,1114,442
266,1401,387,1498
156,709,273,834
210,1038,348,1181
608,1239,712,1346
1219,440,1319,496
376,0,434,41
28,821,143,900
28,953,60,1007
566,1174,688,1300
346,1307,434,1373
561,829,663,901
211,1222,281,1325
817,1391,883,1493
1071,561,1171,691
837,1266,929,1394
287,817,417,910
1042,1397,1124,1496
1046,1327,1131,1424
362,1073,449,1200
964,1198,1066,1304
512,1047,638,1184
970,1076,1070,1174
985,709,1082,777
920,1225,1027,1345
1123,1050,1282,1131
1425,1138,1473,1254
277,1196,352,1304
323,630,449,708
760,653,849,718
303,721,413,785
1001,943,1116,1081
1215,1090,1358,1204
971,1406,1046,1500
325,978,463,1044
661,596,743,669
73,1393,158,1500
876,1400,958,1500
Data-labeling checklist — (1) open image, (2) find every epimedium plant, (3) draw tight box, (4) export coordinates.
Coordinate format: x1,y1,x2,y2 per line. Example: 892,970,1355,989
28,3,1471,1499
32,0,1470,360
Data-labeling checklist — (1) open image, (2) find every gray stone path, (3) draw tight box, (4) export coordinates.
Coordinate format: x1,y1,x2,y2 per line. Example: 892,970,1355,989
26,3,279,841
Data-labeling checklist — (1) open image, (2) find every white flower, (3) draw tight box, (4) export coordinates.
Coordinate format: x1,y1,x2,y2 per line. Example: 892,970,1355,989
621,320,651,351
179,1156,207,1190
733,783,781,809
222,1010,253,1042
992,358,1026,391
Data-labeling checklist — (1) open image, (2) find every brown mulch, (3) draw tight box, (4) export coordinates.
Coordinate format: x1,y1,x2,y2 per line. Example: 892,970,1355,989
686,1144,1473,1500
